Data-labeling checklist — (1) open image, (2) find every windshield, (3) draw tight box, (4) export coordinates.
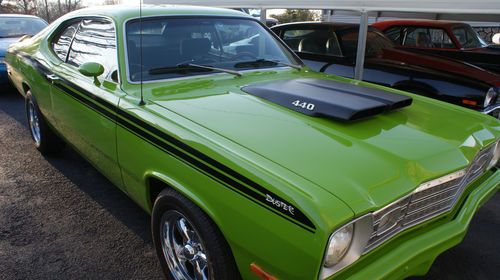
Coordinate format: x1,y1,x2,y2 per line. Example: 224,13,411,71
338,28,395,58
0,17,47,38
452,25,487,49
126,17,299,81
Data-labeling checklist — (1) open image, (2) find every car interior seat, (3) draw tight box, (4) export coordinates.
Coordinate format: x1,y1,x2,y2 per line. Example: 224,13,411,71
180,38,212,62
298,37,326,54
326,37,342,56
416,32,433,48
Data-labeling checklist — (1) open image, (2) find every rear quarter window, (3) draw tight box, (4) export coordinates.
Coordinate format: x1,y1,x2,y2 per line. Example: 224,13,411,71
67,19,118,80
51,22,80,61
383,26,402,44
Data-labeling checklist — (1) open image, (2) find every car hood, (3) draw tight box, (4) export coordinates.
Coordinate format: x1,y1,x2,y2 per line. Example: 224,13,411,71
149,72,499,213
381,48,500,86
0,37,21,56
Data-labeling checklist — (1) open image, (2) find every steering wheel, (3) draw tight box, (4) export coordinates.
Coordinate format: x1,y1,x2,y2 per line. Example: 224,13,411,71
231,52,258,61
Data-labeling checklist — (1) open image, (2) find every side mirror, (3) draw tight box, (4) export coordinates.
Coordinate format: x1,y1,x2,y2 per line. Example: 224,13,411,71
78,62,105,85
492,33,500,45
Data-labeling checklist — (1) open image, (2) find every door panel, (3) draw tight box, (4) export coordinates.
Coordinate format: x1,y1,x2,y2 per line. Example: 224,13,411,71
50,64,124,189
47,18,124,189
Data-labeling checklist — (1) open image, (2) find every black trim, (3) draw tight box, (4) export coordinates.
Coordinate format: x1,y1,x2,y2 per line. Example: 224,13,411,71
242,78,413,122
18,53,316,233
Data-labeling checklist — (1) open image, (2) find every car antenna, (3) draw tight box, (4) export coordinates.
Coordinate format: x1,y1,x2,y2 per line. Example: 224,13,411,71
139,0,145,106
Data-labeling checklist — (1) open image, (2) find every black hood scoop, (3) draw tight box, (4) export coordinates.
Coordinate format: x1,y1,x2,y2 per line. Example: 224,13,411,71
241,78,412,122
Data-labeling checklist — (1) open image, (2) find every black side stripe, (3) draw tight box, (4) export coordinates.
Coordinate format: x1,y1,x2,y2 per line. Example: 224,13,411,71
114,111,315,232
23,55,316,232
56,82,116,121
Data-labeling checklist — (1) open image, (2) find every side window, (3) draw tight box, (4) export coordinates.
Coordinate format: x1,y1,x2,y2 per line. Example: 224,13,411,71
402,27,454,48
52,22,80,61
67,19,118,81
452,28,467,46
428,28,454,48
384,26,402,44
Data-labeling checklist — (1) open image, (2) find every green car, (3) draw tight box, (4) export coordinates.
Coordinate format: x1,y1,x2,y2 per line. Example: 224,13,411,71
5,5,500,280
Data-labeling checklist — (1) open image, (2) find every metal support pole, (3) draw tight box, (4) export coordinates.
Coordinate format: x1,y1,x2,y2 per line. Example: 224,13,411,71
260,8,267,24
354,11,368,80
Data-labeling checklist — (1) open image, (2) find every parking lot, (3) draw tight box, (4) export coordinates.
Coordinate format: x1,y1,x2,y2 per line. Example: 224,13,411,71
0,87,499,279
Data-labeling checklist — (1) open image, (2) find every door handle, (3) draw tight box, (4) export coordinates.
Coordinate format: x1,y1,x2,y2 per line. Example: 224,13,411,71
45,74,60,82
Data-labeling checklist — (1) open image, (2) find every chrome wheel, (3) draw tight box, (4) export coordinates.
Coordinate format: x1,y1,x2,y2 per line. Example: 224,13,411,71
28,100,41,146
160,210,210,280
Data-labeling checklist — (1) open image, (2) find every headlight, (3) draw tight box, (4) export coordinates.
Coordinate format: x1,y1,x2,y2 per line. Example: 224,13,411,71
319,215,373,279
324,224,353,267
487,141,500,170
484,88,497,107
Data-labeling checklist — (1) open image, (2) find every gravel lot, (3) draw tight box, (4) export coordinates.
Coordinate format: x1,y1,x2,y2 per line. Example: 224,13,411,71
1,86,499,280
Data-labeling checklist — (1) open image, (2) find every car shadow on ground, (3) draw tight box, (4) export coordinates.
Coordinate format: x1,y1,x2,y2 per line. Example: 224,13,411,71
0,86,153,245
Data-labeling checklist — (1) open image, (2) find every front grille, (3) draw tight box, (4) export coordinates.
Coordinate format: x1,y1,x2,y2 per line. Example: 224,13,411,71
364,143,497,252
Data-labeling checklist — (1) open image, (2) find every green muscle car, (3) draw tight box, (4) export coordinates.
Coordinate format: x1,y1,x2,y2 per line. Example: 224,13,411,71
4,5,500,280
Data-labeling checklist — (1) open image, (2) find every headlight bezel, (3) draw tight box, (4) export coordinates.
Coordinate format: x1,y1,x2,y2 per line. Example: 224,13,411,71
319,214,373,280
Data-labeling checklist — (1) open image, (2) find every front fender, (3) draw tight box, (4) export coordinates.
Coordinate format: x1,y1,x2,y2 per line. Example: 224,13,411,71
116,97,354,279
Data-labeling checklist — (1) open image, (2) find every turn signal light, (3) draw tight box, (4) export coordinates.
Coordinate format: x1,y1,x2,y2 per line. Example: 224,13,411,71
250,263,278,280
462,99,477,106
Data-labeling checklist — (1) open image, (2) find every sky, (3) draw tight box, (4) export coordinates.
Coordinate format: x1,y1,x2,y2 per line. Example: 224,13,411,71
82,0,285,15
84,0,138,5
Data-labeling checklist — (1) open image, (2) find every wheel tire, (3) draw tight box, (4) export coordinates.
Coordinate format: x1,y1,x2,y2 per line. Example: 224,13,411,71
26,90,64,154
152,188,241,280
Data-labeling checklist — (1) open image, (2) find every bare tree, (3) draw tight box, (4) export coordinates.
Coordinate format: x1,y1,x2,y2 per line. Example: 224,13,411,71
104,0,120,4
31,0,83,23
43,0,50,22
2,0,36,14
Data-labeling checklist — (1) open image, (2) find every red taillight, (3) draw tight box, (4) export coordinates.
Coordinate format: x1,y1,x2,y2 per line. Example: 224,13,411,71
250,263,278,280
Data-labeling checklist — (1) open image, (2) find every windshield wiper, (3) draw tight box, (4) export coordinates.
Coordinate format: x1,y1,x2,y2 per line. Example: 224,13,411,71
149,63,242,77
234,59,303,71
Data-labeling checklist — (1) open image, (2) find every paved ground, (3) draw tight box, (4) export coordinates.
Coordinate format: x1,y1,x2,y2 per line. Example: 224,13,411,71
0,86,499,280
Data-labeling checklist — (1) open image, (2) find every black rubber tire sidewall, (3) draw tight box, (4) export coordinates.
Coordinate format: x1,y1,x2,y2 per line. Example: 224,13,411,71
25,91,64,154
151,188,241,280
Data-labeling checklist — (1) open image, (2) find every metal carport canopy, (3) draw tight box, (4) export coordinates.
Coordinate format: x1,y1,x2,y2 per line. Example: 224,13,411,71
146,0,500,80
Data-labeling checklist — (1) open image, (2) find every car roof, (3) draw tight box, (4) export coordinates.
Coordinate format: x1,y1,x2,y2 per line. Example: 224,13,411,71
63,4,250,23
272,21,357,30
0,14,43,19
372,19,467,30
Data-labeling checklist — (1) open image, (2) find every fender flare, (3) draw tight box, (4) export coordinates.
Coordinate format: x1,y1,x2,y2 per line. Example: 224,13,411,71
143,171,220,226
